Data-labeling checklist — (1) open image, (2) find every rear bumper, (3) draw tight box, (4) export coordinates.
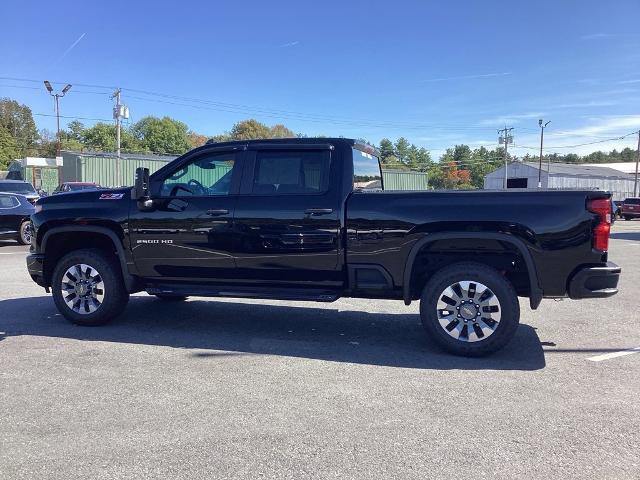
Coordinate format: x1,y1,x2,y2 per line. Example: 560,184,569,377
568,262,620,299
26,253,46,287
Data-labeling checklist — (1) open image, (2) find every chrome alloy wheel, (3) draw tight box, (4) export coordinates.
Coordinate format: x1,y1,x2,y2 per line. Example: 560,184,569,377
60,264,105,314
436,280,501,342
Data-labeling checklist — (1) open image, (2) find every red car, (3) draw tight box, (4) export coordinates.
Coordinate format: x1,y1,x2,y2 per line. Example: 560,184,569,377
621,197,640,220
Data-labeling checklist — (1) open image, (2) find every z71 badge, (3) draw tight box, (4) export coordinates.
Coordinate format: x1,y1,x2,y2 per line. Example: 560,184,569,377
99,193,125,200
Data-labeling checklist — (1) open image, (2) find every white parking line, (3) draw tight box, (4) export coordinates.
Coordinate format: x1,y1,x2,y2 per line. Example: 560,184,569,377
0,252,26,255
587,347,640,362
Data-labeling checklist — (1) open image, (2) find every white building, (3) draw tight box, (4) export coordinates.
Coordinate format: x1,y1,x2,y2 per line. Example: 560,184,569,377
484,161,635,201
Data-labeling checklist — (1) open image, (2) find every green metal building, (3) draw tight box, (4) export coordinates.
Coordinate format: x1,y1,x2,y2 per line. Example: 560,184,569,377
60,151,430,191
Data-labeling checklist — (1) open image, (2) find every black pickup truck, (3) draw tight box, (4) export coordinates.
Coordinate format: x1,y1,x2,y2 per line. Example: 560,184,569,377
26,138,620,356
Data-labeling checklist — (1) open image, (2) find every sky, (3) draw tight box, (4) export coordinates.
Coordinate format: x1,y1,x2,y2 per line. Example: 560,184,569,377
2,0,640,159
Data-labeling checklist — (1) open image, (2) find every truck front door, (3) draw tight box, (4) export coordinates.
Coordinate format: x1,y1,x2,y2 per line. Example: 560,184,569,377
129,148,243,280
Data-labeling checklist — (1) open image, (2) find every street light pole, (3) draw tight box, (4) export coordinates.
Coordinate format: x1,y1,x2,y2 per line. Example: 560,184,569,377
538,119,550,188
634,130,640,197
44,81,72,156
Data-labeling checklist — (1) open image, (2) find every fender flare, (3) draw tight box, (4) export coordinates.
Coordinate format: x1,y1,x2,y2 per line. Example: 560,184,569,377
42,225,137,292
402,232,543,309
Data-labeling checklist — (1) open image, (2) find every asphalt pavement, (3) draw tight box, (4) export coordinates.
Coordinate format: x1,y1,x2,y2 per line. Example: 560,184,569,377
1,222,639,479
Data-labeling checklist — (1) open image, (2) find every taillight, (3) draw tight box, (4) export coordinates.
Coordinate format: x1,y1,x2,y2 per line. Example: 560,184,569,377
588,198,611,252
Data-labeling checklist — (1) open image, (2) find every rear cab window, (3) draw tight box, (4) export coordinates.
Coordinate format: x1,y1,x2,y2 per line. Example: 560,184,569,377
252,150,330,195
352,146,382,191
624,198,640,205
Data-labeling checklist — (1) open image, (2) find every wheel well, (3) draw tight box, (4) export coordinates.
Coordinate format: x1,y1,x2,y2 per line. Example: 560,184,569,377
43,231,120,286
408,238,532,300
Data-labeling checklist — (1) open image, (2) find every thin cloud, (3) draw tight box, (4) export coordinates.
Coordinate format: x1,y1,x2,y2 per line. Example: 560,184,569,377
52,33,86,65
420,72,512,83
618,79,640,85
580,33,618,40
479,112,544,126
279,41,300,48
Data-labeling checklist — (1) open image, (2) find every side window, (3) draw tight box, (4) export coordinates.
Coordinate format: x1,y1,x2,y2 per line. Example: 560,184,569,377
252,150,330,194
0,195,19,209
160,152,237,197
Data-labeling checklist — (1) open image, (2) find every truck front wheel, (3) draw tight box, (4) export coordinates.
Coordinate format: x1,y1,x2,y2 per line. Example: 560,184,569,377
52,248,129,326
419,262,520,357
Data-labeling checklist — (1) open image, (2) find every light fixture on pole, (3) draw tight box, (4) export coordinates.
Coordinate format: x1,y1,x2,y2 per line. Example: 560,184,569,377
43,80,72,156
538,119,550,188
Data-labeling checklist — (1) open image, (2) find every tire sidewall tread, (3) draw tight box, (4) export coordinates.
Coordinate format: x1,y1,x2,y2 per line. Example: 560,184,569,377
419,262,520,357
52,248,129,326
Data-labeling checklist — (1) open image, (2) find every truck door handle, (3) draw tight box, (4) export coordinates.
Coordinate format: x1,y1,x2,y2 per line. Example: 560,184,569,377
206,209,229,216
305,208,333,216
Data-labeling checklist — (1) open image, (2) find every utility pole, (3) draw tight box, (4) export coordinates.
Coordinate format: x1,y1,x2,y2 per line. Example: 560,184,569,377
111,89,129,186
43,81,72,156
498,126,514,189
635,130,640,197
538,119,551,188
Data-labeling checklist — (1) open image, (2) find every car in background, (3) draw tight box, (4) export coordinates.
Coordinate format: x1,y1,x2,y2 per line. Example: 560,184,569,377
0,180,40,205
0,193,35,244
621,198,640,220
52,182,101,194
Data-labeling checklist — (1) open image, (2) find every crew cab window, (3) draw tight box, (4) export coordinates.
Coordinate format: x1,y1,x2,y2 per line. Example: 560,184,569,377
160,152,236,197
252,150,330,194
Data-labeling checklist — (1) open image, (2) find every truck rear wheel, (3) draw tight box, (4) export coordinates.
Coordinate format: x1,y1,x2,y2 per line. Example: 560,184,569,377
419,262,520,357
52,248,129,326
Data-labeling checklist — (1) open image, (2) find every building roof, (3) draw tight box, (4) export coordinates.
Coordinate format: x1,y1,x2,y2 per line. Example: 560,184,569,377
518,161,633,179
579,162,638,175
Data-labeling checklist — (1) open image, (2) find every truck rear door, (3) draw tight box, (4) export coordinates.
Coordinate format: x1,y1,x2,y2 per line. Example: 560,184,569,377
232,144,343,288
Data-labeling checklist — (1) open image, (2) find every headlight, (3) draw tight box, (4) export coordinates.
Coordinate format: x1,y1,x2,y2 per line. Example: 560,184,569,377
34,204,43,214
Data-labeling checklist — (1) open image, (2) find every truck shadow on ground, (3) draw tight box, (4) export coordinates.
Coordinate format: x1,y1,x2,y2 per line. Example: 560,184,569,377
0,296,546,371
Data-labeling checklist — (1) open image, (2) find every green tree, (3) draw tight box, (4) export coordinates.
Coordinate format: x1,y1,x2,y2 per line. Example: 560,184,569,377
394,137,411,165
131,116,191,154
379,138,395,162
269,124,296,138
82,122,141,152
0,125,20,169
0,98,39,156
228,119,272,140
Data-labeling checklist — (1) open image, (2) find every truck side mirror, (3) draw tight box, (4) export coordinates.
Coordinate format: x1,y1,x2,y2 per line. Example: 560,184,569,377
132,167,150,200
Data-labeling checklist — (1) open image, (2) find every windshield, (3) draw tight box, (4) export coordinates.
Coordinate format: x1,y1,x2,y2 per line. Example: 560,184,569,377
352,148,382,191
624,198,640,205
0,182,36,194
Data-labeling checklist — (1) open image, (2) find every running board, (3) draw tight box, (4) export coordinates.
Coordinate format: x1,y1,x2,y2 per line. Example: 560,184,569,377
145,284,340,302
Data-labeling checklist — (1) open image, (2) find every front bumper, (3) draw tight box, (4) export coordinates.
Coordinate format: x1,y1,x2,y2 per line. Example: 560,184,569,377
26,253,46,287
568,262,620,299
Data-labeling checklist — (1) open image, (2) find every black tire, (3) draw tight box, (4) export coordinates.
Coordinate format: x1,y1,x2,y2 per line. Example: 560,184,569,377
419,262,520,357
17,220,31,245
624,216,631,221
154,294,188,301
52,248,129,326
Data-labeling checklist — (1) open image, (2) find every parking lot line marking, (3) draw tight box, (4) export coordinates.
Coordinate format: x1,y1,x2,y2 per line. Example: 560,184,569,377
0,252,25,255
587,347,640,362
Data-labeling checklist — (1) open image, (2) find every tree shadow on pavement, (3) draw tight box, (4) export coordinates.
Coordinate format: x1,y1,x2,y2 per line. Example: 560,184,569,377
0,295,546,371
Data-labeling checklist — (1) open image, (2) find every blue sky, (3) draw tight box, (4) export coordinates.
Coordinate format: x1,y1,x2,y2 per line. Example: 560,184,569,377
2,0,640,158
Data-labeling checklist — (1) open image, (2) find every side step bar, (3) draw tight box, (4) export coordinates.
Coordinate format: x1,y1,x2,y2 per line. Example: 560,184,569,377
145,284,340,302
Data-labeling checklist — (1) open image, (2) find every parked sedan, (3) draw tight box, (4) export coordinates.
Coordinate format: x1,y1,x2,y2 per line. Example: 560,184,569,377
0,180,40,205
0,193,35,244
